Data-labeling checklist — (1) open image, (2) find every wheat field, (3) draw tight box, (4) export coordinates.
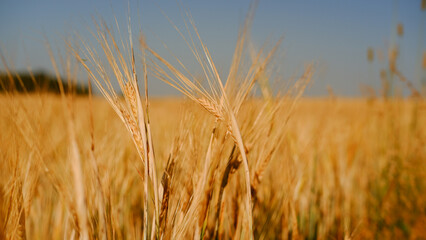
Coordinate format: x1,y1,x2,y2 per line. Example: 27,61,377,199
1,4,426,240
1,94,425,239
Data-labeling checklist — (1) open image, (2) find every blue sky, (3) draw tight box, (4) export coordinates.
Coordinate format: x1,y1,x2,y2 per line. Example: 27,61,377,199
0,0,425,96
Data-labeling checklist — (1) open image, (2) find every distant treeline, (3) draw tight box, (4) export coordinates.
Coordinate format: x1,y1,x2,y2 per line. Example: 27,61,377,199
0,71,88,94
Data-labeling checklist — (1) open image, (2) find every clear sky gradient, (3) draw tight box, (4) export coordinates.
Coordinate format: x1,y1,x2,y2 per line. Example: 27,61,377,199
1,0,425,96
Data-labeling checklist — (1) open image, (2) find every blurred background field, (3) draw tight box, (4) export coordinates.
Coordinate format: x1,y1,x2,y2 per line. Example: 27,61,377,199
1,95,425,239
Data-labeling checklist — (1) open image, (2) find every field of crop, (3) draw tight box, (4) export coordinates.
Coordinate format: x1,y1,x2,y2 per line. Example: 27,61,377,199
1,94,425,239
1,3,426,239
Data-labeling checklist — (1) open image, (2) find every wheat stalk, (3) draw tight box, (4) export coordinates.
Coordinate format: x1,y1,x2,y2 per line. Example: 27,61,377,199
72,17,162,239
